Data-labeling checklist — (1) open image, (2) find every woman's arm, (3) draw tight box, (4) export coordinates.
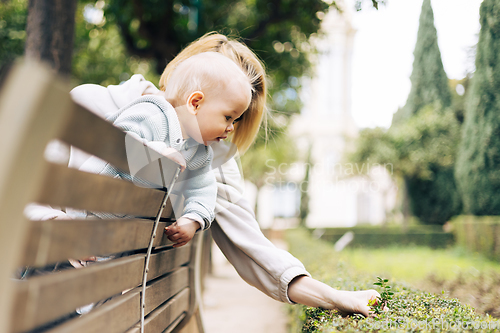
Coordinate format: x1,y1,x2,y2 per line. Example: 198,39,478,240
211,143,310,304
211,143,379,315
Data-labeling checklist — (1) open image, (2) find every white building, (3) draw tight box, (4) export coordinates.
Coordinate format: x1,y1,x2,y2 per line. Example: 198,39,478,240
257,1,397,229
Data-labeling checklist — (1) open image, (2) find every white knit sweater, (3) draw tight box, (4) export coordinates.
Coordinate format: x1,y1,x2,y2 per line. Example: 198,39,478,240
79,94,216,229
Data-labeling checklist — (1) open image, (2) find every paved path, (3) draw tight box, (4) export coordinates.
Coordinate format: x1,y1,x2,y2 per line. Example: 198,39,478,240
202,243,289,333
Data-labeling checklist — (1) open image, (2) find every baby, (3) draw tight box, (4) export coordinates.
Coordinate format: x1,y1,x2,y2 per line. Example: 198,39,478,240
104,52,252,247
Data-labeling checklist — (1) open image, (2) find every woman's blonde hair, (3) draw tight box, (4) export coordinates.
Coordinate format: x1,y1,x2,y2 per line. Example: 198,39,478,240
160,32,267,154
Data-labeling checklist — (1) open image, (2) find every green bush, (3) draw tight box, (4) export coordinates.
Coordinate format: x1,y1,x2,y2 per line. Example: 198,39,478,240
287,228,497,332
454,0,500,215
453,216,500,261
316,226,454,249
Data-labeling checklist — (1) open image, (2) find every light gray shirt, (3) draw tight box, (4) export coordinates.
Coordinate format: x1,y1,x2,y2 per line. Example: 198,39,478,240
81,94,216,229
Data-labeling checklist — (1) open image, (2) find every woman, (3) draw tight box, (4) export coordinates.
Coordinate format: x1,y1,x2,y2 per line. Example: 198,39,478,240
157,33,379,316
58,32,379,317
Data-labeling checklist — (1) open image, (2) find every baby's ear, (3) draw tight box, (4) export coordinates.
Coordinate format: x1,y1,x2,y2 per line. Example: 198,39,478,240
187,91,204,115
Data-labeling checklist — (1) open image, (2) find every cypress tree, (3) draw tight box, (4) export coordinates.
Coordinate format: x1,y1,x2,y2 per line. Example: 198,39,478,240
392,0,451,124
407,164,462,225
393,0,461,224
455,0,500,215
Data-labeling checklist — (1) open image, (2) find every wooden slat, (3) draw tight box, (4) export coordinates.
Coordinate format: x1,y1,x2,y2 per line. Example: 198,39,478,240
144,267,189,314
59,102,183,189
45,268,189,333
36,162,172,218
12,254,145,332
46,288,140,333
148,246,191,281
162,313,187,333
21,219,171,267
12,246,190,332
125,288,190,333
0,61,74,333
60,102,131,173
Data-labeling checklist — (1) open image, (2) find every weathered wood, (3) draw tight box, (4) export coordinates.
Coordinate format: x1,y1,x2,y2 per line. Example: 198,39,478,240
60,101,184,189
60,102,131,173
148,246,191,281
12,254,145,332
0,60,73,333
174,309,202,333
144,267,189,314
163,313,188,333
0,61,203,333
12,246,190,332
35,162,172,218
45,268,189,333
46,288,141,333
171,233,206,333
21,219,170,267
125,288,190,333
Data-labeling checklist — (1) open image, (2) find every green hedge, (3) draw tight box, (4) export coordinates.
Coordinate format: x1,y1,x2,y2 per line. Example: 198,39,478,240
287,228,497,332
316,225,454,249
453,216,500,261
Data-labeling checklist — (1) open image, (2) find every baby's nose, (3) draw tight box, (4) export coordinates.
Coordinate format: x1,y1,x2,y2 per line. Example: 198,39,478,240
226,122,234,132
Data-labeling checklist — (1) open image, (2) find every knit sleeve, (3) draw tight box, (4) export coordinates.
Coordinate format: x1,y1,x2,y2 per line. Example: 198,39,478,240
177,148,216,230
180,164,217,230
107,102,168,144
103,101,172,189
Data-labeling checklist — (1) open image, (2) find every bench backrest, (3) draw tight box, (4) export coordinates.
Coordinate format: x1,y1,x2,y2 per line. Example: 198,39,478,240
0,60,204,333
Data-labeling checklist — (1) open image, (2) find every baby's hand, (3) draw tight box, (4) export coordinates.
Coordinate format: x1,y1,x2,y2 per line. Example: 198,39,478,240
164,217,200,247
146,142,186,172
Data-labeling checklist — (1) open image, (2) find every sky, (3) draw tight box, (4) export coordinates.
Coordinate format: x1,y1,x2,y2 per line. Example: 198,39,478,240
349,0,483,128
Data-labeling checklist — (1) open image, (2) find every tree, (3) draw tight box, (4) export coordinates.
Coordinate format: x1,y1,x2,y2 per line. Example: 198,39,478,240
376,0,461,225
298,142,312,227
0,0,27,71
104,0,332,81
71,1,159,86
350,106,462,225
240,116,297,189
392,0,451,124
25,0,78,75
455,0,500,215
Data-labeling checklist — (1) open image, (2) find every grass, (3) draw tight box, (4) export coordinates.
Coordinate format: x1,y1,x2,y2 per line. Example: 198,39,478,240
286,228,499,332
326,241,500,318
335,245,500,284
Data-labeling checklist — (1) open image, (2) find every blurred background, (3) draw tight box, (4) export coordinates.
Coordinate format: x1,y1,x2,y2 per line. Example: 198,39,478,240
2,0,500,330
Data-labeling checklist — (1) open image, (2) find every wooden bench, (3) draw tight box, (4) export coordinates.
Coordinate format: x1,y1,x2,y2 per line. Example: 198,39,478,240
0,60,205,333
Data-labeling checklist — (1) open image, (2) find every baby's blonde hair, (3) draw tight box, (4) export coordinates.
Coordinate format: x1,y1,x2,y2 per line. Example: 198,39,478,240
165,52,252,106
160,32,267,154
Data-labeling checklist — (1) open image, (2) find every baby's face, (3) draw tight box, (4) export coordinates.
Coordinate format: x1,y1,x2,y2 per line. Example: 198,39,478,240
191,80,251,146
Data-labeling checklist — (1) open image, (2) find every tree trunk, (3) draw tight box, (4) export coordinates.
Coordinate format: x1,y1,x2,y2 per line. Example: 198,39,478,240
402,176,410,231
25,0,77,76
299,143,313,228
